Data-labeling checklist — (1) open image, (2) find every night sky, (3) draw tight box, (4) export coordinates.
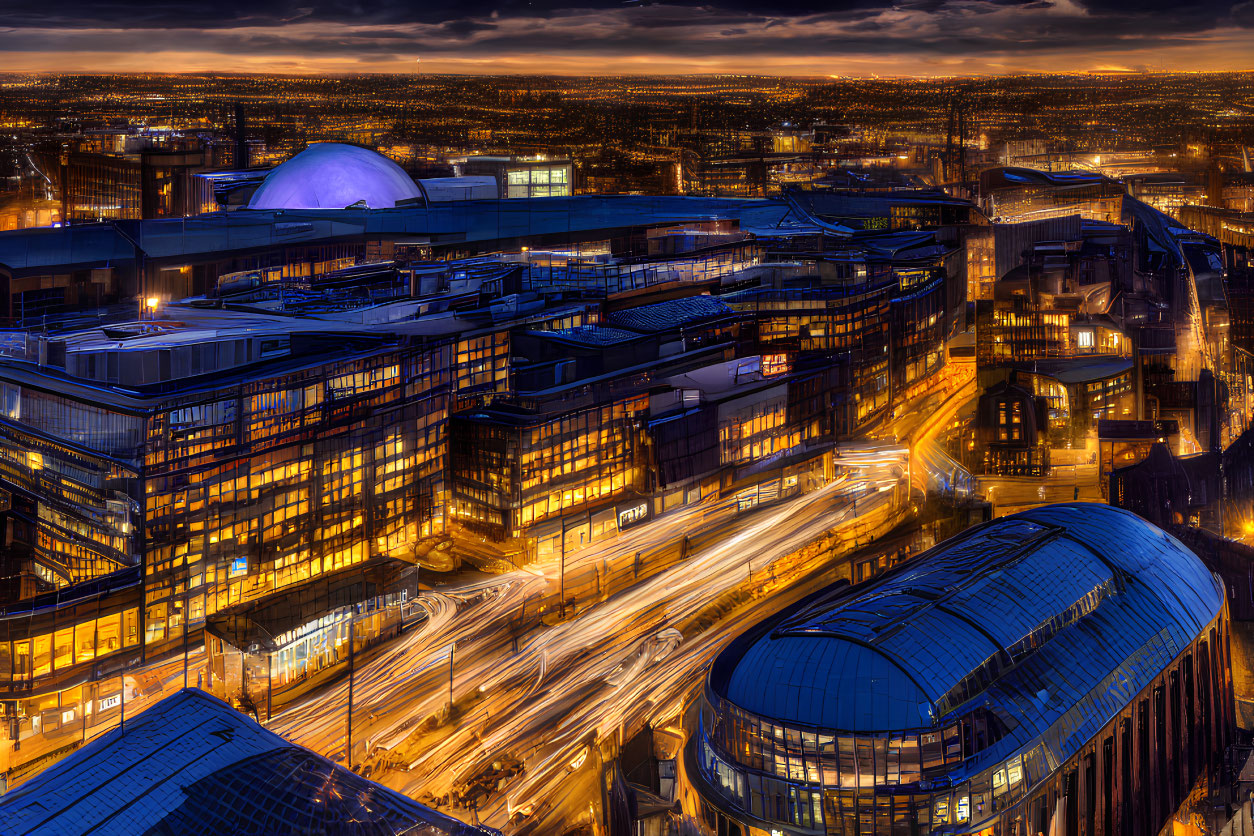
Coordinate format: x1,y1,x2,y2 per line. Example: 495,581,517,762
0,0,1250,75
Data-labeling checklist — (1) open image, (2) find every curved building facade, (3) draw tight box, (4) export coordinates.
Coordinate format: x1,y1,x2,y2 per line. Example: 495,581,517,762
688,504,1234,836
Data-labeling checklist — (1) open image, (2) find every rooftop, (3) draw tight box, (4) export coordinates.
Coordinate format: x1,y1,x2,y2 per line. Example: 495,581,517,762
247,143,423,210
530,325,645,347
0,196,790,277
0,688,496,836
606,294,735,334
709,504,1221,769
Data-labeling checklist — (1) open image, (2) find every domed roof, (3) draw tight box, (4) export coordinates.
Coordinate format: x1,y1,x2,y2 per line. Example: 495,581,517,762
710,504,1222,736
247,143,422,210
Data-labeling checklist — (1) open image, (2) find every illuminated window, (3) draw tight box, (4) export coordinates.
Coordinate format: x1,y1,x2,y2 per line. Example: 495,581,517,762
996,400,1023,441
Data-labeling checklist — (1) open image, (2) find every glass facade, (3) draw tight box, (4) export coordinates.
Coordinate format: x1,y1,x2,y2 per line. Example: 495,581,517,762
454,331,511,408
505,165,570,199
0,339,450,663
206,559,412,718
689,506,1235,836
0,569,144,777
0,395,143,591
139,343,449,657
449,394,649,542
726,265,947,431
519,241,761,296
695,620,1232,836
718,389,798,466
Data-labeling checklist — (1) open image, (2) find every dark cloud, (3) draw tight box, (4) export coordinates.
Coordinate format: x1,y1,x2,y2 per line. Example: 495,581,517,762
0,0,1248,70
439,19,499,37
1,0,1220,29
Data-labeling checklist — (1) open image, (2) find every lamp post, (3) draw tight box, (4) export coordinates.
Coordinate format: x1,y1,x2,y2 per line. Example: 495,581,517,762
346,616,355,769
448,641,455,714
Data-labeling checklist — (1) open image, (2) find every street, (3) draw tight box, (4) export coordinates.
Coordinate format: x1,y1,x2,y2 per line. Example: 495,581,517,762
269,468,906,832
262,381,981,833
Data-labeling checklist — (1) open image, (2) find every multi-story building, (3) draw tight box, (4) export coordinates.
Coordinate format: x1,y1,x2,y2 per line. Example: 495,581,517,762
970,173,1244,468
0,308,451,774
0,148,971,782
980,168,1126,224
688,504,1234,836
724,236,957,431
459,156,573,199
62,144,217,223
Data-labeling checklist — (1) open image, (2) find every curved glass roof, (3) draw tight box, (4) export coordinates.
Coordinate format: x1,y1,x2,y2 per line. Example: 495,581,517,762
0,689,495,836
712,504,1222,746
248,143,423,210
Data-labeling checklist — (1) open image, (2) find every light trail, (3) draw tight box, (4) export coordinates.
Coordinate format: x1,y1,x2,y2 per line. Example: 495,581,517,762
268,469,903,832
262,379,977,833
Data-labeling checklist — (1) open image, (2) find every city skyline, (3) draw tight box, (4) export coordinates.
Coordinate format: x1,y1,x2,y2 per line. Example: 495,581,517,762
1,0,1253,76
0,23,1253,835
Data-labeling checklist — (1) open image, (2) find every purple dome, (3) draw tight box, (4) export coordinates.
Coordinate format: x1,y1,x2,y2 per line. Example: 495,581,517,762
247,143,422,210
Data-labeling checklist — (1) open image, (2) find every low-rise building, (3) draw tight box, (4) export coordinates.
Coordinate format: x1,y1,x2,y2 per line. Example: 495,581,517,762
687,505,1234,836
0,687,497,834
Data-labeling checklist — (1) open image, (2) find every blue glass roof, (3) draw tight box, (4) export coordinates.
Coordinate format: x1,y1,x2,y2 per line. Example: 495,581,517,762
0,689,496,836
606,295,734,334
713,504,1222,751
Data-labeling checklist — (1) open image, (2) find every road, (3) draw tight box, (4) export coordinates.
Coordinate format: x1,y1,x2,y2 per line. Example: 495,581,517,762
0,369,977,830
265,383,985,834
268,459,908,833
980,461,1106,517
909,374,978,497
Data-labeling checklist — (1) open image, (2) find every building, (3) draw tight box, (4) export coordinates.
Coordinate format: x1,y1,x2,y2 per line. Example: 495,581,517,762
205,557,416,718
459,156,573,199
1097,418,1180,497
969,173,1248,473
0,177,967,781
62,144,216,223
1124,172,1207,219
1108,442,1219,529
688,504,1233,836
247,143,423,210
980,168,1125,224
0,687,497,835
972,374,1050,475
0,308,451,775
723,233,957,431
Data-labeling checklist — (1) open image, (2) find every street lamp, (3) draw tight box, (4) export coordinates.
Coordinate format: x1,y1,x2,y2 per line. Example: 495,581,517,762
145,297,159,320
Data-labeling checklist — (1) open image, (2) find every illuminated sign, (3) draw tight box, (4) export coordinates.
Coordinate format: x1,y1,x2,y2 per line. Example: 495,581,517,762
617,502,650,530
230,557,249,577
